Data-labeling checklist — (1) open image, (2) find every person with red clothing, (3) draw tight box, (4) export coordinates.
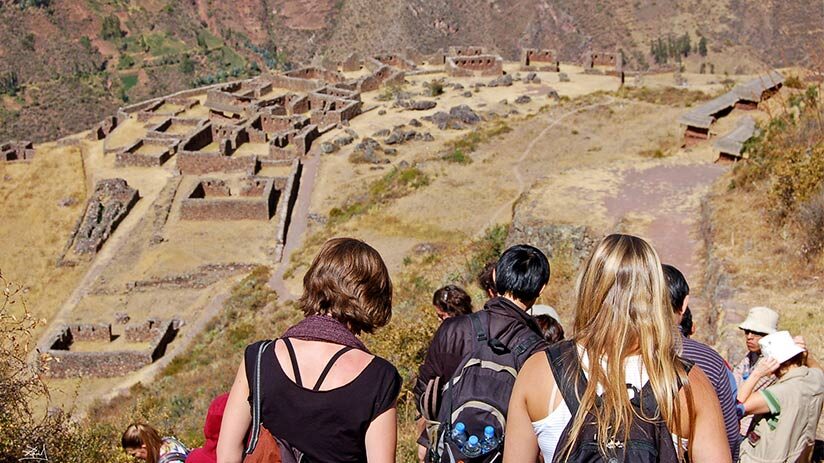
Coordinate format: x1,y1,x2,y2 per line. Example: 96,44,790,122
186,393,229,463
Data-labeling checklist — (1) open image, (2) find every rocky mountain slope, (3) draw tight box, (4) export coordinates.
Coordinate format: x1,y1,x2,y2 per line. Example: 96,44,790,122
1,0,821,141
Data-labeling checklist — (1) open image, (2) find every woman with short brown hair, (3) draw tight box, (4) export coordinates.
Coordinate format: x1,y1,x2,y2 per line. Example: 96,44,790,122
217,238,401,463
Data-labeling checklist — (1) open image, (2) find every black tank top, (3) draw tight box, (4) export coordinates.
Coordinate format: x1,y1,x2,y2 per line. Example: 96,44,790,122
244,339,401,462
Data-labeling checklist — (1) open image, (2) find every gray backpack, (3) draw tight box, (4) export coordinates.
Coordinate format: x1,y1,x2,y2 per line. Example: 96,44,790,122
429,312,542,463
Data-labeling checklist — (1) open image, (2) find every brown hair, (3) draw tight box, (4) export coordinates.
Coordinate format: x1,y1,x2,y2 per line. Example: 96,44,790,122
121,423,162,463
477,260,497,297
432,285,473,317
534,314,565,344
299,237,392,334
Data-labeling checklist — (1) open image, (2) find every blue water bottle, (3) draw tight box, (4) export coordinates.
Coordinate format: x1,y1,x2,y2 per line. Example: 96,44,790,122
463,435,482,457
479,426,499,453
450,422,468,450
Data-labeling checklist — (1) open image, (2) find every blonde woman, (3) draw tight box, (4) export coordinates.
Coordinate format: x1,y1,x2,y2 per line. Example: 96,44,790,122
504,234,730,463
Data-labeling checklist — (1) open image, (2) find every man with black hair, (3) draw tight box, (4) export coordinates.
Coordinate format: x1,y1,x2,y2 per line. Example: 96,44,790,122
662,264,740,462
414,245,550,460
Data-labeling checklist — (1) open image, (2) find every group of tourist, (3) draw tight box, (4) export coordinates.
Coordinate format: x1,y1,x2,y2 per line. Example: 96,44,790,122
120,234,823,463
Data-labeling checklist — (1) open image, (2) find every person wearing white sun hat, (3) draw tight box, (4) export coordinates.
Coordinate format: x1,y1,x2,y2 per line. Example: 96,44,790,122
738,331,824,463
732,306,780,436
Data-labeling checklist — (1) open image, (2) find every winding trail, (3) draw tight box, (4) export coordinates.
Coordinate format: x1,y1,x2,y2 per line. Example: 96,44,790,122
477,97,616,236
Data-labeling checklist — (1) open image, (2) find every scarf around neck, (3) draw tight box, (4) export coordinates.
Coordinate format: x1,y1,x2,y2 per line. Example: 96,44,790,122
281,315,369,352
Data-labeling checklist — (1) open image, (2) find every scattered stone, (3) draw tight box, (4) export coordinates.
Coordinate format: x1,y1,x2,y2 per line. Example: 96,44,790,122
421,132,435,142
409,118,422,127
344,128,359,139
488,74,514,87
452,83,465,90
559,72,570,82
423,105,481,130
378,109,387,115
384,148,398,155
385,130,404,145
524,72,540,84
515,95,532,104
546,88,560,100
114,312,130,325
462,91,473,97
307,213,328,225
499,99,509,105
478,103,487,108
509,109,520,115
474,82,487,88
319,142,338,154
333,135,355,146
58,197,77,208
398,160,410,169
400,99,437,111
413,242,439,254
372,128,391,137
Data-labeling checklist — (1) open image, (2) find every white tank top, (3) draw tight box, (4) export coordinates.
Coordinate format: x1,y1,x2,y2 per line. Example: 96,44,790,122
531,348,661,461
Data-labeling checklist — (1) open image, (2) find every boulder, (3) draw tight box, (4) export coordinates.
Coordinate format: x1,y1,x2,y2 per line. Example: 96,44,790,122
558,72,570,82
372,128,391,137
401,99,437,111
319,142,338,154
409,118,422,127
515,95,532,104
488,74,514,87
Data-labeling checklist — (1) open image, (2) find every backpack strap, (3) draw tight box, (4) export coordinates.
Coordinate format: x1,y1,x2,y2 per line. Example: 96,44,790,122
469,312,488,342
312,346,354,391
545,340,588,417
245,339,274,454
282,337,303,387
633,357,696,418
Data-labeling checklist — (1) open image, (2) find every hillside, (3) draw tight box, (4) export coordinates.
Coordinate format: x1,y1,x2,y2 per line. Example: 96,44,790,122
1,0,822,142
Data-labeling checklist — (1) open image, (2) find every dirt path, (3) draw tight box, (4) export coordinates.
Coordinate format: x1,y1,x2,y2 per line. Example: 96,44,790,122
477,98,616,236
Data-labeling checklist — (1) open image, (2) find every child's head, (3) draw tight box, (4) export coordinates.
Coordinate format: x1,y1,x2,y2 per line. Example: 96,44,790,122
122,424,162,463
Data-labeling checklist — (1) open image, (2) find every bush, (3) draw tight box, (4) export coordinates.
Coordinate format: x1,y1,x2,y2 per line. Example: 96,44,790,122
426,79,445,97
798,189,824,258
100,15,124,41
442,148,472,164
0,71,20,96
117,53,135,70
785,75,804,89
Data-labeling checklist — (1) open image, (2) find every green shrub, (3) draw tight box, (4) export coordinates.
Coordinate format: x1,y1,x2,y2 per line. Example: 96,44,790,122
784,75,804,89
442,148,472,164
117,53,135,69
100,15,124,41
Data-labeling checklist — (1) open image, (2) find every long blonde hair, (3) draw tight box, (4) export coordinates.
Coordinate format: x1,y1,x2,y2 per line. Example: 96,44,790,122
563,234,693,459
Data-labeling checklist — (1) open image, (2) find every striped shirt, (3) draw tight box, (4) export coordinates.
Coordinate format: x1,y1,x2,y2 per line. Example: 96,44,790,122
682,337,740,462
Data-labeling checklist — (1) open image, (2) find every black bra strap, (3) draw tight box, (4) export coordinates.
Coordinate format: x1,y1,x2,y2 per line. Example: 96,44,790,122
282,338,303,387
313,346,354,391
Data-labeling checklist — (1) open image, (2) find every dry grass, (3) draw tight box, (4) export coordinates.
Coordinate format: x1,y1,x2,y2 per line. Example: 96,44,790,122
0,146,89,333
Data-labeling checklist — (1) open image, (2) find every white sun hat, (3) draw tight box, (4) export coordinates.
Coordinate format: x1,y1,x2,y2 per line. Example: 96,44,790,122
738,306,779,335
759,331,805,364
530,304,561,323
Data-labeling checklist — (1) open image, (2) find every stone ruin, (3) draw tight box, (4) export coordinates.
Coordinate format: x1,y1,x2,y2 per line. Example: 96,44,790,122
1,140,35,162
520,49,560,72
448,46,489,57
69,178,139,255
372,53,417,71
40,319,180,378
582,51,624,79
116,137,179,167
89,116,118,141
446,55,504,77
180,176,279,221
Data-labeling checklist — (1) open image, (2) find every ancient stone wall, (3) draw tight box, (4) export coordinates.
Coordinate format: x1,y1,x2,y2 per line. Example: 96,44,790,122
69,323,112,342
205,89,254,116
72,179,139,254
40,320,178,378
583,51,624,72
177,152,257,175
273,160,302,261
180,177,277,221
116,138,177,167
284,67,345,84
268,74,323,93
147,117,206,139
89,116,119,141
341,52,361,72
0,140,35,162
448,46,488,57
373,54,416,70
520,49,560,71
446,55,504,77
